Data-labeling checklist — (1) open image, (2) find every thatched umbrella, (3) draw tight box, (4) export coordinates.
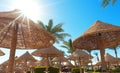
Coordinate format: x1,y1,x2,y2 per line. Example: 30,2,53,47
52,56,68,73
31,45,63,73
0,9,55,73
16,51,36,72
0,49,5,56
105,53,116,62
64,61,73,67
16,51,36,62
105,53,119,69
52,57,68,62
72,49,91,73
35,58,48,66
73,20,120,72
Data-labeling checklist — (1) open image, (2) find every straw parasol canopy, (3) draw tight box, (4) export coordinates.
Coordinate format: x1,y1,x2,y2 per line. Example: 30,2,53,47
72,49,91,73
105,53,117,63
32,45,63,73
0,9,55,49
0,9,55,73
52,57,68,62
64,61,73,67
16,51,36,62
0,49,5,56
73,20,120,71
16,51,36,72
32,46,63,57
35,58,48,66
72,49,92,60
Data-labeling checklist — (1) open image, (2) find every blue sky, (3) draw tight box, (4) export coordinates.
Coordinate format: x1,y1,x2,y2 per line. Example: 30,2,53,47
0,0,120,64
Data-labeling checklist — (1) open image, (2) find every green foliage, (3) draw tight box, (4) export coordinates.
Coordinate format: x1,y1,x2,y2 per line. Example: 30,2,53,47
94,68,101,72
34,66,59,73
102,0,117,8
72,68,84,73
48,66,59,73
72,68,80,73
37,19,70,43
110,67,120,72
26,71,31,73
61,39,75,54
34,66,46,73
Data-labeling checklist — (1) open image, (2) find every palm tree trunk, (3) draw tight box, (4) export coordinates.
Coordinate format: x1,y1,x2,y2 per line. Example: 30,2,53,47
97,55,99,62
89,52,93,71
114,48,118,66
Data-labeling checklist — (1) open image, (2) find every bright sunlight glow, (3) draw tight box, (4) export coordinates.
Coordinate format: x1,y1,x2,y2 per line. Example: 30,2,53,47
11,0,40,21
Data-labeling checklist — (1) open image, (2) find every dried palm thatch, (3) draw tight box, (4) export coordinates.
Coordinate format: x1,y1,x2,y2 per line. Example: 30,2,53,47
73,20,120,50
35,58,48,66
0,9,55,73
16,51,36,62
32,45,63,73
0,10,55,49
81,60,91,65
52,57,68,62
32,46,63,57
16,51,36,72
0,49,5,56
73,20,120,71
64,61,73,67
105,53,117,62
72,49,92,59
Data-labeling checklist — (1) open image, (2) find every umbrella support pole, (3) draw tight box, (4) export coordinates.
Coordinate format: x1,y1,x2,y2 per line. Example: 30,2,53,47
100,48,106,72
45,57,49,73
7,23,18,73
78,57,82,73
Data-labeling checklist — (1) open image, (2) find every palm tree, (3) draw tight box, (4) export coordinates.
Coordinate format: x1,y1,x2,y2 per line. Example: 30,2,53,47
85,50,93,70
60,39,77,67
102,0,117,7
94,52,99,62
38,19,70,43
61,39,75,54
108,46,119,66
94,52,100,69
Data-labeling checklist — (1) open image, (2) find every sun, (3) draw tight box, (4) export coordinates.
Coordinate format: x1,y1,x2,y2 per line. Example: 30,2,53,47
11,0,40,21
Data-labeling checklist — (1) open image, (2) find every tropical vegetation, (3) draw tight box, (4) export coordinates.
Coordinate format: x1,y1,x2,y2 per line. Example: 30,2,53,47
61,39,75,54
102,0,117,7
38,19,70,43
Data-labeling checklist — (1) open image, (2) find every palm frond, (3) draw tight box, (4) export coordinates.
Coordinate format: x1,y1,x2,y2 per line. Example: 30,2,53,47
63,41,69,46
112,0,117,5
52,24,64,33
37,21,46,29
61,45,69,49
56,33,71,37
47,19,53,32
102,0,117,7
102,0,111,8
69,39,73,48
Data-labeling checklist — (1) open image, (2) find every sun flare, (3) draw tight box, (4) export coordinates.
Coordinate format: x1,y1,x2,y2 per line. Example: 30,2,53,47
11,0,40,21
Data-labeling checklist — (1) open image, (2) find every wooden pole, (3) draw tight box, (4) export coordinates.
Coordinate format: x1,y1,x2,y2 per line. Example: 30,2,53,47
98,33,106,72
100,48,106,72
78,57,82,73
7,23,18,73
46,57,49,73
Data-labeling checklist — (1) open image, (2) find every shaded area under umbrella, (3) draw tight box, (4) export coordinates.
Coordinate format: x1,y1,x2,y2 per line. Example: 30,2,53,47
32,45,63,73
0,9,55,73
16,51,36,72
73,20,120,72
52,56,68,73
72,49,91,73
